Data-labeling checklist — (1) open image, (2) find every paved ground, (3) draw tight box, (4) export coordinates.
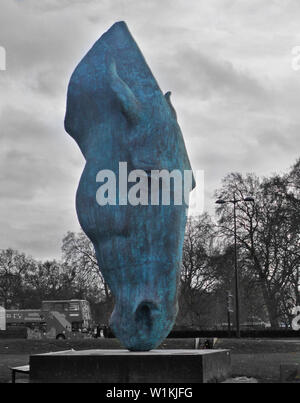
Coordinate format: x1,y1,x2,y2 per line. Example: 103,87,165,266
216,338,300,382
231,352,300,382
1,338,300,383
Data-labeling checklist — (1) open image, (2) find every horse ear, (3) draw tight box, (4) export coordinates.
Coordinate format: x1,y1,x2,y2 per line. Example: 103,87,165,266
108,59,141,124
165,91,177,120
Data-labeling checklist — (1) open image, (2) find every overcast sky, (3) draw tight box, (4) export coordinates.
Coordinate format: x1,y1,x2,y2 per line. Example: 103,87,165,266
1,0,300,260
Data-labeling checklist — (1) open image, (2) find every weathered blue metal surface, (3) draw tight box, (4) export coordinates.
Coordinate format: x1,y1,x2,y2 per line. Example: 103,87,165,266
65,21,195,351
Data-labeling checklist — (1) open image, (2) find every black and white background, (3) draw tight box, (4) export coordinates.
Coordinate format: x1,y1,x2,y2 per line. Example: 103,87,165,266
0,0,300,385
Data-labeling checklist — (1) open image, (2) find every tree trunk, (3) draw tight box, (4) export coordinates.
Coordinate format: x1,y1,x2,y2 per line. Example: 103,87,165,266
261,287,279,328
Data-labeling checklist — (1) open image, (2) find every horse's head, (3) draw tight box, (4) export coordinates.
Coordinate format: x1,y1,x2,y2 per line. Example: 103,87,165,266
65,21,195,351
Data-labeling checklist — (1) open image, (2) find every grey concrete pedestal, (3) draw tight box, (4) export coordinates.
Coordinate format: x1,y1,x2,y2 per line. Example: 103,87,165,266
29,349,231,383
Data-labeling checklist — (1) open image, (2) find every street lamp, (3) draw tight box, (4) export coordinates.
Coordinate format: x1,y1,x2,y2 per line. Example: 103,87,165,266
215,194,255,338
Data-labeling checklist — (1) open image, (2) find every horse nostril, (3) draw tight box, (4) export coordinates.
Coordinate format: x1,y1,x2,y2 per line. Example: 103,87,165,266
135,301,158,331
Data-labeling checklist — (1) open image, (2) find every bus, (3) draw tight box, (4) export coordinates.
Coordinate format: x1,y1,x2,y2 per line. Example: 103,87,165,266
5,299,93,340
5,309,43,328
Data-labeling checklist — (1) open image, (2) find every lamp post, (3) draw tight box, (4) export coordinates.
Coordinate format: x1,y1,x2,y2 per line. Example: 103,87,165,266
216,195,254,338
227,291,233,337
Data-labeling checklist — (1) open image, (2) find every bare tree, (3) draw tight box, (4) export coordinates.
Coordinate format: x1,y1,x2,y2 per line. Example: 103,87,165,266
61,231,113,322
215,171,300,327
178,214,219,327
0,249,34,308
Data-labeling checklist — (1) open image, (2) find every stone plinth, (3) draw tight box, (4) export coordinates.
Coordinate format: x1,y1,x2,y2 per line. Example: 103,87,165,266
29,349,231,383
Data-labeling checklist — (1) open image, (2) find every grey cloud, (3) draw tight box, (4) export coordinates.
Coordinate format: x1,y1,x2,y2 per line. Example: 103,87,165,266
0,101,83,258
1,106,51,143
14,0,99,12
29,67,67,97
0,148,72,201
158,46,270,105
1,0,300,259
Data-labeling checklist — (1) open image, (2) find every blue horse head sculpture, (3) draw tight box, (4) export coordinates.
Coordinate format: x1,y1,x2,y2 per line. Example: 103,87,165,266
65,21,195,351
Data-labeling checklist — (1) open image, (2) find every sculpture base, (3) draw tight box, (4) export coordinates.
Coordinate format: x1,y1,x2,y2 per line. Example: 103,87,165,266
29,349,231,383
